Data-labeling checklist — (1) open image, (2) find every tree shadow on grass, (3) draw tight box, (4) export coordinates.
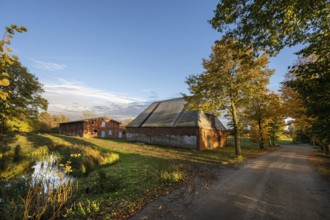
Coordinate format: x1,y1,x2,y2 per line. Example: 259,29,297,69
52,134,96,147
26,133,55,148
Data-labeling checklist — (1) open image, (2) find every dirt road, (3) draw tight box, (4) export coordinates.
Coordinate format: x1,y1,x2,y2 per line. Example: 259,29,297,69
132,145,330,220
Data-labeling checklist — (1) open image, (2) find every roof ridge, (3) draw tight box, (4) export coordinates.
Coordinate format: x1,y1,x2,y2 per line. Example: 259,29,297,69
138,101,160,127
155,97,184,103
172,108,185,127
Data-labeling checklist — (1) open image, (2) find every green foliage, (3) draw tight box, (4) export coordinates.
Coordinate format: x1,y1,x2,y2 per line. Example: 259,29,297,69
210,0,329,152
210,0,330,55
0,61,48,138
0,177,30,219
185,38,273,155
284,50,330,150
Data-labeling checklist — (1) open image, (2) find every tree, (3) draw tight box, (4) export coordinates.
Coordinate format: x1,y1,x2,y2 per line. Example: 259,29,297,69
0,24,27,100
184,38,273,156
210,0,329,153
285,49,330,153
0,61,47,139
210,0,329,55
38,112,70,131
281,68,315,143
245,92,284,149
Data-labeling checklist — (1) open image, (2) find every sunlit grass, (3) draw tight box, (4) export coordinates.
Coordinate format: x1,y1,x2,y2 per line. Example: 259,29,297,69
0,133,266,219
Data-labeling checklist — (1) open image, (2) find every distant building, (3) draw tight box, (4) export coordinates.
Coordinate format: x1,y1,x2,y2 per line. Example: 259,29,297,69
126,98,227,150
59,117,123,138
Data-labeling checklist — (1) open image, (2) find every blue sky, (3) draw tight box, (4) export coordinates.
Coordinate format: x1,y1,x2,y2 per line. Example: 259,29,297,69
2,0,301,120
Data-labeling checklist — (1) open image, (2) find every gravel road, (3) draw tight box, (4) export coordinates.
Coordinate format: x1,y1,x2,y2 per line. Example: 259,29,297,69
131,145,330,220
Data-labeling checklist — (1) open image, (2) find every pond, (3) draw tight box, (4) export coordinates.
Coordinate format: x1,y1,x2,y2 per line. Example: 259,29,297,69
31,154,72,188
0,154,75,219
0,154,73,202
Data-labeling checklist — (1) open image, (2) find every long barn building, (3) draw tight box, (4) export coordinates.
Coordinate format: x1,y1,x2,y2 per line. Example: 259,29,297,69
126,98,226,150
59,117,123,138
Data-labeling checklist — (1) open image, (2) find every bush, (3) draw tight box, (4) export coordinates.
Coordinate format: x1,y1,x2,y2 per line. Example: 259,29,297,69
99,153,119,166
160,164,186,184
63,199,101,219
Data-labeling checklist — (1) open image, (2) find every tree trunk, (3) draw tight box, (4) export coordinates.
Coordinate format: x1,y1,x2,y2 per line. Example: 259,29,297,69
0,117,6,141
231,103,241,156
324,144,329,155
258,116,264,149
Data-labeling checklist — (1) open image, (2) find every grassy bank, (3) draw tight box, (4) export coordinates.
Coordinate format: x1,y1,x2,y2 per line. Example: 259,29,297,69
308,149,330,179
0,133,267,219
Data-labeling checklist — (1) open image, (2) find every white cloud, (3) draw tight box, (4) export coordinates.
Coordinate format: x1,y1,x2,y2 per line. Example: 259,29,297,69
44,79,144,104
30,59,67,71
42,79,148,120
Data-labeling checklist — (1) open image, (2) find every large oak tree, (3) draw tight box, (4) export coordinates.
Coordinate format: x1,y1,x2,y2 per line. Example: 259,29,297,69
185,38,273,156
0,61,47,139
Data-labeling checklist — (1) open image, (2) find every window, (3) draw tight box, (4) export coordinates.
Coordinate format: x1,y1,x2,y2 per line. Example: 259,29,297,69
102,121,106,128
109,130,112,135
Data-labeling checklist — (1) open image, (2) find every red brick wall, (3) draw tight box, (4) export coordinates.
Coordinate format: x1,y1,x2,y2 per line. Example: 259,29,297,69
198,128,227,150
60,118,121,139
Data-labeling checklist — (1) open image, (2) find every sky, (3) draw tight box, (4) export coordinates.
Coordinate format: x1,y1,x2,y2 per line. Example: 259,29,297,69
2,0,302,121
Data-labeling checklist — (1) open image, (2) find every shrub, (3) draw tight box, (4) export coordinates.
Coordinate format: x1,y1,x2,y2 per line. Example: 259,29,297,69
63,199,101,219
160,164,186,184
99,153,119,166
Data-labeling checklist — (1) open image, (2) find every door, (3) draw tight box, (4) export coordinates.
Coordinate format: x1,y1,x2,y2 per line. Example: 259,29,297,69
101,131,105,138
118,131,122,138
207,136,211,149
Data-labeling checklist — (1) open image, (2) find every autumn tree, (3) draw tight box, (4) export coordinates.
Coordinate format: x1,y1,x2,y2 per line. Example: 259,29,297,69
185,38,273,156
281,67,315,143
0,24,27,100
38,112,70,131
0,61,47,139
245,92,284,149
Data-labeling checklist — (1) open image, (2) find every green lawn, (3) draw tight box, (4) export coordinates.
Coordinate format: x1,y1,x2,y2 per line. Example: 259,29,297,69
0,133,268,219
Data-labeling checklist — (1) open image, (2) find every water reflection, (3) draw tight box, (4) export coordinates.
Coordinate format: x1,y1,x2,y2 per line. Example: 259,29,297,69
32,154,72,189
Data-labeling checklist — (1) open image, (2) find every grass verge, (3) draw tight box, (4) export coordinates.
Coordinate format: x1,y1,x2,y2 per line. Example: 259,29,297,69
1,133,269,219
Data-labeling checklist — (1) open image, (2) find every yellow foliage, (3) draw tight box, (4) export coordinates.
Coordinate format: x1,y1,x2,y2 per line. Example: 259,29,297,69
0,78,10,86
6,117,35,132
4,46,12,52
2,72,10,77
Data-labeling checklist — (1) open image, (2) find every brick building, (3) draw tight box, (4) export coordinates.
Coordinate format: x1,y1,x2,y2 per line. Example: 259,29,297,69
59,117,122,138
126,98,227,150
